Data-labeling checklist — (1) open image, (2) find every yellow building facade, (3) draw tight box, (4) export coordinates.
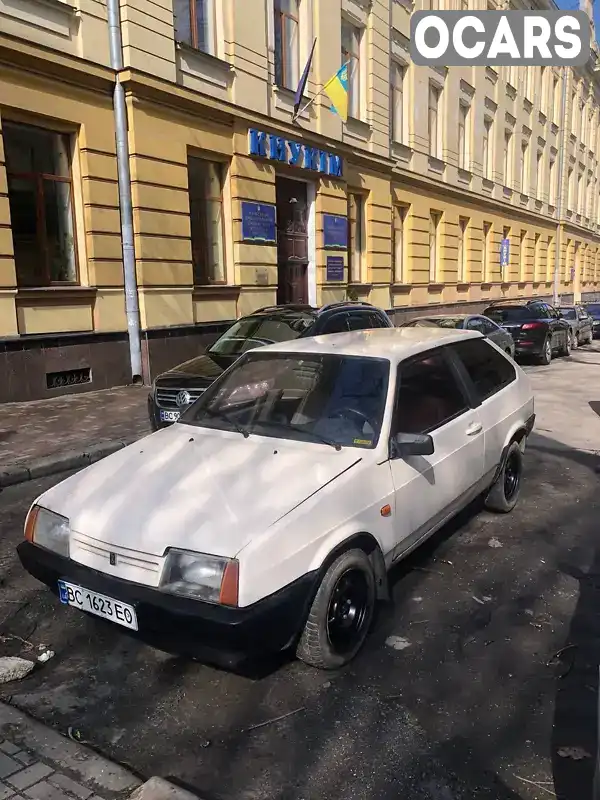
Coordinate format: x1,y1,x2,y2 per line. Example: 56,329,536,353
0,0,599,400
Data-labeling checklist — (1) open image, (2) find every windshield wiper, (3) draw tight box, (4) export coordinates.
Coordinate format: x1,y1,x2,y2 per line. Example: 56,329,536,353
202,408,250,438
251,419,341,450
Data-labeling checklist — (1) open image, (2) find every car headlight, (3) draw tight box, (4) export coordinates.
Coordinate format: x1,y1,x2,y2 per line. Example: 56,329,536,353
160,549,239,606
25,506,70,558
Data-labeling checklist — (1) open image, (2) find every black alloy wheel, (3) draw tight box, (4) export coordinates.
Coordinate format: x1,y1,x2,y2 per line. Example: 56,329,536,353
503,450,521,502
326,569,370,656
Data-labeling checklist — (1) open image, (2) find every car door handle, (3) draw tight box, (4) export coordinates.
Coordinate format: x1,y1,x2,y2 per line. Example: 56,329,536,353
466,423,483,436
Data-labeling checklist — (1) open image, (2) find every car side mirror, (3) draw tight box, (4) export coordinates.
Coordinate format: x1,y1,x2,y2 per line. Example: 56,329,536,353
393,432,435,457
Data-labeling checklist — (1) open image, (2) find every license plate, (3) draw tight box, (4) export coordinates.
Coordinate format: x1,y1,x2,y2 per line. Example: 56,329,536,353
160,410,180,422
58,581,138,631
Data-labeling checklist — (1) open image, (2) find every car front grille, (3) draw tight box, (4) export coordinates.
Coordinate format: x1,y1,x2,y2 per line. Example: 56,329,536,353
155,387,206,410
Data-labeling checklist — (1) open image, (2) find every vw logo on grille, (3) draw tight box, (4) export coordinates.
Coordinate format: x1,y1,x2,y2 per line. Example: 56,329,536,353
176,390,192,408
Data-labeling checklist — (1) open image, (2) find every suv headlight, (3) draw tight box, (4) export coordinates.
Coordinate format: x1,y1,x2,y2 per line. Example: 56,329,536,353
160,549,239,606
25,506,70,558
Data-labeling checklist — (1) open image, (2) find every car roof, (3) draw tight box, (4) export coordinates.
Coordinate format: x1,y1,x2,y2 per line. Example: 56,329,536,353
256,326,482,362
248,301,382,318
408,313,470,320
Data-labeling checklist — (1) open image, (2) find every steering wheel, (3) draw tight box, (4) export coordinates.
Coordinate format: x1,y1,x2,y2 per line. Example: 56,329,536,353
330,407,376,433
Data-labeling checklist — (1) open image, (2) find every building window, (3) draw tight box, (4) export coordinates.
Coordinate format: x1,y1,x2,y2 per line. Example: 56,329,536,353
525,67,534,100
342,20,363,120
577,173,583,214
540,66,547,115
392,62,407,144
578,100,585,143
548,157,556,206
274,0,299,90
571,92,578,136
503,130,512,186
429,211,441,282
3,121,78,288
519,229,527,281
482,117,493,180
482,221,491,282
520,139,529,194
534,233,541,281
173,0,216,54
188,156,226,285
348,193,365,283
428,83,442,158
392,205,408,283
535,151,543,200
568,167,574,210
552,74,560,122
458,103,470,170
458,217,469,283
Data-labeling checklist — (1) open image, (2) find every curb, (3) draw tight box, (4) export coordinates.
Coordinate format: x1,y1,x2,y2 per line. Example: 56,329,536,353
0,438,138,489
129,777,203,800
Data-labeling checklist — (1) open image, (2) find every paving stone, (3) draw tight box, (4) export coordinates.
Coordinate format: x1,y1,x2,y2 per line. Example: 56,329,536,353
7,765,53,791
47,774,93,799
23,782,65,800
0,781,15,799
0,744,20,757
0,756,22,781
12,756,34,769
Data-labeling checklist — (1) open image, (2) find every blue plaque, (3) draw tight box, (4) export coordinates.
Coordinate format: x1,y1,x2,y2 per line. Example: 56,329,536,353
500,238,510,269
241,202,277,244
326,256,344,281
323,215,348,250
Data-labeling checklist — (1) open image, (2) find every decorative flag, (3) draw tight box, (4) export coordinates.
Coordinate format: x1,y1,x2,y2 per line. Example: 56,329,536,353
293,38,317,119
323,62,350,122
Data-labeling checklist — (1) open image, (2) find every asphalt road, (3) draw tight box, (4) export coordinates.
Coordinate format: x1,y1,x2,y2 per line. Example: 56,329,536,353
1,345,600,800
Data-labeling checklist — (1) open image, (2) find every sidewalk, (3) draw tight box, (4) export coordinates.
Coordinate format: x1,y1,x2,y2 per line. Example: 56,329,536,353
0,388,151,488
0,702,199,800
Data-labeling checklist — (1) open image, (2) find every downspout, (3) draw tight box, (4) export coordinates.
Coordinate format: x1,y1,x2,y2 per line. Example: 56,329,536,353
553,65,568,307
107,0,143,382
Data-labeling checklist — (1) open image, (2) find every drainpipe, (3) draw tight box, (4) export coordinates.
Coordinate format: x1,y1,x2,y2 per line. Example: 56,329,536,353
553,65,568,307
107,0,143,383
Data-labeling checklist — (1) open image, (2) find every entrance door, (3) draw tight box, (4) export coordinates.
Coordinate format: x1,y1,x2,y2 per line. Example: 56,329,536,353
276,178,309,305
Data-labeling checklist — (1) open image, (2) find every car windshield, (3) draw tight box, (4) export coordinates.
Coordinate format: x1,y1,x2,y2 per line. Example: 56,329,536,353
208,313,315,357
561,308,577,320
585,304,600,318
485,307,530,323
419,317,463,329
182,353,390,449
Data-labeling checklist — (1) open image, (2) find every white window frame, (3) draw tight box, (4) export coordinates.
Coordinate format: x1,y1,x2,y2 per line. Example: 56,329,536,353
458,102,470,170
428,82,442,159
482,116,493,180
458,217,469,283
342,18,365,121
391,61,408,144
393,205,408,283
429,210,441,282
482,221,491,282
520,138,529,195
274,0,300,90
503,129,513,187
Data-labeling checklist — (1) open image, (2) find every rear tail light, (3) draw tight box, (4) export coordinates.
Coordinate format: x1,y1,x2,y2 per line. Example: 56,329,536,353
521,322,545,330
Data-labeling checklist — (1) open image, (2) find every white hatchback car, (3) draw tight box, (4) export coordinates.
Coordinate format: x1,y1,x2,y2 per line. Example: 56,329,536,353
18,328,534,670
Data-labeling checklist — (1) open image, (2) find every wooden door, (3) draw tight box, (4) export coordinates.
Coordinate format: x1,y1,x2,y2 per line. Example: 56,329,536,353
276,178,309,305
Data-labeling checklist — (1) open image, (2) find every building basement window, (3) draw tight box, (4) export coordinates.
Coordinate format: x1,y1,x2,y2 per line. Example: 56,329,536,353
3,121,78,288
188,155,226,285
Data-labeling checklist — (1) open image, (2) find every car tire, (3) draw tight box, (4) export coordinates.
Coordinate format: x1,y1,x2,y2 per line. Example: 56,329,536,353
572,331,578,349
559,331,571,357
539,336,552,365
296,549,376,670
485,441,524,514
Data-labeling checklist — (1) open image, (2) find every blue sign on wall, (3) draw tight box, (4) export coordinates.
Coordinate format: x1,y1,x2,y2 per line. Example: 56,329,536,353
500,238,510,269
323,215,348,250
241,202,277,244
326,256,345,281
248,129,343,178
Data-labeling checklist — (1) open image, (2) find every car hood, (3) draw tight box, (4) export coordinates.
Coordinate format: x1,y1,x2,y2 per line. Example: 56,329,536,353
37,424,363,559
158,352,236,383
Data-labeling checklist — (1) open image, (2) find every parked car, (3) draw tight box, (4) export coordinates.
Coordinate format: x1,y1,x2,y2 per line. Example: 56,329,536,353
483,300,571,364
401,314,515,357
584,303,600,338
148,302,393,430
19,327,535,671
557,304,593,347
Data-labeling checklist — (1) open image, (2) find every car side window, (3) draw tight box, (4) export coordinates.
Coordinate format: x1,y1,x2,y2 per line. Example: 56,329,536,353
480,318,498,335
392,351,469,435
452,339,516,402
367,312,388,328
346,311,376,331
532,304,548,319
466,317,485,333
320,313,349,334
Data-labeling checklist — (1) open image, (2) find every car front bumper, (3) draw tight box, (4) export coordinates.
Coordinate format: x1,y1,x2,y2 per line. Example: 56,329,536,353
17,542,316,669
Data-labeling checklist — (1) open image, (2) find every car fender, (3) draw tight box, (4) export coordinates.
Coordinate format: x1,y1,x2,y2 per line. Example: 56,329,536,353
492,412,535,483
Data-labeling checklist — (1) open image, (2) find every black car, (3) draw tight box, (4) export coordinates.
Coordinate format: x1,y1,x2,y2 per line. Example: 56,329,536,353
483,300,571,365
148,302,393,429
584,303,600,338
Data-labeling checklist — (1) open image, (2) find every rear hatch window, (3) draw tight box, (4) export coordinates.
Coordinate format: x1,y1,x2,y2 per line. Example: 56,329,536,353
485,307,530,324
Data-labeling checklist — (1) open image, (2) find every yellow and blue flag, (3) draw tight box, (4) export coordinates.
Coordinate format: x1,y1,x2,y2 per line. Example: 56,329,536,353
323,62,349,122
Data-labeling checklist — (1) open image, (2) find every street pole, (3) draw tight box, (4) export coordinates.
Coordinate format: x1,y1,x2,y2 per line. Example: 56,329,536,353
553,65,568,307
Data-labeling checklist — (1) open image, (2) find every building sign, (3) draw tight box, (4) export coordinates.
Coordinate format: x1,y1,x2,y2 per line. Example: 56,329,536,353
248,129,343,178
241,202,277,244
500,238,510,270
326,256,345,281
323,215,348,250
